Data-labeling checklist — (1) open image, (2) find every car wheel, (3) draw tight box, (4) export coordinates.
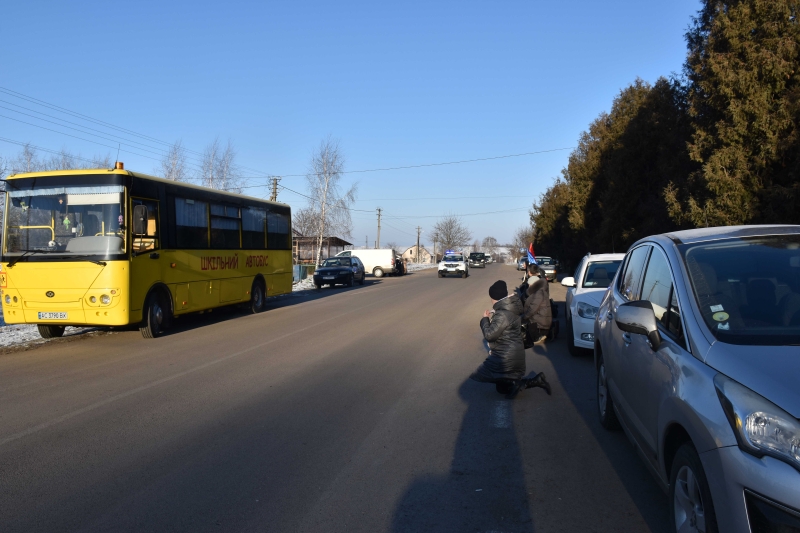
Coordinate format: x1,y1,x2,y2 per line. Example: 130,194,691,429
315,283,322,290
438,271,443,278
359,272,365,285
373,267,384,278
347,274,354,287
670,443,719,533
567,317,581,356
597,353,620,430
140,292,168,339
249,279,266,314
37,324,65,339
461,270,467,279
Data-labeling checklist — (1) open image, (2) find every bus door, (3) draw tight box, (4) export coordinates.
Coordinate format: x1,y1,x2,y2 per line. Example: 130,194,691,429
130,198,162,317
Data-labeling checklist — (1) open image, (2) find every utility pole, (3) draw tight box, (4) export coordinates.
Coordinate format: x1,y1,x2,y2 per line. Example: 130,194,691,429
416,226,422,263
365,235,368,249
269,176,281,202
376,208,382,249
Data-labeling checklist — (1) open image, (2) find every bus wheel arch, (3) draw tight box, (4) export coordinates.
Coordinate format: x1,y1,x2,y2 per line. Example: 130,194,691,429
140,284,172,339
249,276,267,314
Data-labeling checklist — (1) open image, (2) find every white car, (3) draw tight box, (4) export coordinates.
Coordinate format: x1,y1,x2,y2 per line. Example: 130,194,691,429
561,253,624,355
438,252,469,278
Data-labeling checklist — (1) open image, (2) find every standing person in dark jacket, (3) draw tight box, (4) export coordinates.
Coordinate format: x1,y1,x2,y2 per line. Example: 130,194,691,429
470,280,551,399
523,263,552,344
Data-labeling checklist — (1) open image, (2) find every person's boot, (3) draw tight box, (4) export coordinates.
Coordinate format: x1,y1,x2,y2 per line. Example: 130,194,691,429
525,372,552,395
505,379,525,399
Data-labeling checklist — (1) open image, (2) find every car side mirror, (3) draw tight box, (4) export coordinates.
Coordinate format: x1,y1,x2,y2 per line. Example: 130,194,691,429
561,277,575,288
132,205,148,236
615,300,662,350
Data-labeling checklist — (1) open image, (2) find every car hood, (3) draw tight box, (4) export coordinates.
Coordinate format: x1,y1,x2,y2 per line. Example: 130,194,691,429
705,343,800,418
315,266,350,274
574,289,605,306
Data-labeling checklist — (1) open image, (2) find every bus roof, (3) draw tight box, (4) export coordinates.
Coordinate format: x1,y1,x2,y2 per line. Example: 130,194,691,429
4,167,290,209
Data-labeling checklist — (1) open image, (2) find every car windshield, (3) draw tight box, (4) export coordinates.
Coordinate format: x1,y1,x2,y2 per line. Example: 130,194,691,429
4,184,125,256
582,260,621,288
322,258,351,267
537,257,554,266
681,234,800,346
470,253,483,258
443,255,462,262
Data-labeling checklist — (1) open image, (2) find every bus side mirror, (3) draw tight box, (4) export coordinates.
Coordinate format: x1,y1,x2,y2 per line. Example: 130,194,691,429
132,205,148,236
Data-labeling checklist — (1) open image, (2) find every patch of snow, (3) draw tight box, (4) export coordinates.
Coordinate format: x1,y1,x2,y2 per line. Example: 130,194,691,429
292,277,317,291
406,262,438,272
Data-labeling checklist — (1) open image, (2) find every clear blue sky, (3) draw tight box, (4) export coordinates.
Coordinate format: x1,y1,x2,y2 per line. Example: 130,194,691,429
2,0,700,249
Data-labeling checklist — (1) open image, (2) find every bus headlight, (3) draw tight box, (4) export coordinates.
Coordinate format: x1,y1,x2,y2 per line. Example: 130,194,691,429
90,296,97,303
100,294,111,305
4,295,10,304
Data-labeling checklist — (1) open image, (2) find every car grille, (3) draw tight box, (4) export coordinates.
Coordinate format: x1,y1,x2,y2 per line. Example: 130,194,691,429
745,490,800,533
445,263,458,268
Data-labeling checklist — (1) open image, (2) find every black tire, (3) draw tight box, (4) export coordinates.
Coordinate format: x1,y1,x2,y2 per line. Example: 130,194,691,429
347,274,354,288
597,353,621,430
37,324,65,339
249,279,266,314
461,271,467,279
140,292,168,339
567,317,581,356
373,267,385,278
359,272,365,285
438,271,444,278
669,443,719,533
315,283,322,290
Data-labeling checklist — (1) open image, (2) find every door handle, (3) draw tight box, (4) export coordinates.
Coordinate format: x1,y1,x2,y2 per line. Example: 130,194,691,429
606,312,613,321
622,332,632,345
149,252,160,259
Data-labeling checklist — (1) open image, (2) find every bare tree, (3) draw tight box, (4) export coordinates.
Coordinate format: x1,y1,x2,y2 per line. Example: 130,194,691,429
198,138,245,192
10,143,42,174
472,239,481,253
305,137,357,267
513,225,536,261
158,140,188,181
386,241,398,250
481,236,499,258
292,206,319,237
432,215,471,252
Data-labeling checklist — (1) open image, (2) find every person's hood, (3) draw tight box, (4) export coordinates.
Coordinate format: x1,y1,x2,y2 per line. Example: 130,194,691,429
705,343,800,417
494,293,523,314
526,277,547,296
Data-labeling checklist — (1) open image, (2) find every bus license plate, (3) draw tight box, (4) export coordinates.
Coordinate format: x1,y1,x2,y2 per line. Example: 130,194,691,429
38,312,67,320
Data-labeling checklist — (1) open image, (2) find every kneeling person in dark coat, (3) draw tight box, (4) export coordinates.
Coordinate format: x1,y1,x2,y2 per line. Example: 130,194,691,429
470,280,551,399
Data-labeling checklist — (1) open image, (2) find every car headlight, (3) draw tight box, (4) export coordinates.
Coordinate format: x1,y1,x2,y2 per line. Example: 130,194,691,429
577,301,598,319
715,374,800,472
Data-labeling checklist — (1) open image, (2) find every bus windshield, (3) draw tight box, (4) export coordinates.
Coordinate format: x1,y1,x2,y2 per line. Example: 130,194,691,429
4,184,125,257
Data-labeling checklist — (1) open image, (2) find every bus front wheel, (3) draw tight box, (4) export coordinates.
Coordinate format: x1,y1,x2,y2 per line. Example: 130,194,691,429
249,280,266,314
38,324,65,339
140,292,167,339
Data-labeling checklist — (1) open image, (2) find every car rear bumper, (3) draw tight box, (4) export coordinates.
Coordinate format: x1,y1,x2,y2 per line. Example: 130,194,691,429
701,446,800,533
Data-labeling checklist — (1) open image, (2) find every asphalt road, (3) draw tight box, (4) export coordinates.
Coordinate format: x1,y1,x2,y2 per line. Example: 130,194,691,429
0,265,671,533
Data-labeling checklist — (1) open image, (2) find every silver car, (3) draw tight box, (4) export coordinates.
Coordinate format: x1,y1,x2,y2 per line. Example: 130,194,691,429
594,225,800,533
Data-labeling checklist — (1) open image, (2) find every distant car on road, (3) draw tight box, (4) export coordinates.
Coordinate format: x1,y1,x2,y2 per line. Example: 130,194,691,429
535,256,559,281
561,253,624,355
468,252,486,268
594,225,800,533
438,252,469,278
314,256,365,288
517,258,527,271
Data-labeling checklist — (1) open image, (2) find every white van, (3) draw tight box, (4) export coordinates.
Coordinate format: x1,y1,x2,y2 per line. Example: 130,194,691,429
336,249,399,278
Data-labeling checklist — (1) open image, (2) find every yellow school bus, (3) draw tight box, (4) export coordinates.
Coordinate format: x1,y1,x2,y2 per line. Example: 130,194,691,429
0,164,292,338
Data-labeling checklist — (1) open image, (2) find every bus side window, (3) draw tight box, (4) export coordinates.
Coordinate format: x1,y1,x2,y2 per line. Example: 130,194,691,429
132,199,159,253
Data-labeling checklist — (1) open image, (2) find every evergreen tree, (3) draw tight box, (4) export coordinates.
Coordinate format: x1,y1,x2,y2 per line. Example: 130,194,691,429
668,0,800,225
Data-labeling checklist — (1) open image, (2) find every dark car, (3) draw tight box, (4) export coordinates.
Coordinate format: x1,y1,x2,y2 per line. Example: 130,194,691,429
313,257,365,288
536,256,558,282
468,252,486,268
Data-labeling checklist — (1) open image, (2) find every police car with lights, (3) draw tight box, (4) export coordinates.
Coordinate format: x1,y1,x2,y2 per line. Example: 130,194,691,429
438,250,469,278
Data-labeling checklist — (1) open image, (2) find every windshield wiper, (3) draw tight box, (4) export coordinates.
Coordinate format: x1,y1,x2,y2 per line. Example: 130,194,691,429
65,255,107,266
7,251,38,267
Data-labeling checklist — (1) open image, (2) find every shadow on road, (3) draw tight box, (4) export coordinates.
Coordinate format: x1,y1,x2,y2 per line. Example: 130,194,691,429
531,298,670,532
391,378,535,533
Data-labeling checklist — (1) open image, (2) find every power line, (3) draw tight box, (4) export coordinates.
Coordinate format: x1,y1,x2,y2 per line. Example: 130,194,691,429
0,86,275,178
0,136,107,166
